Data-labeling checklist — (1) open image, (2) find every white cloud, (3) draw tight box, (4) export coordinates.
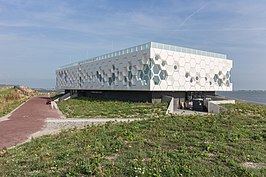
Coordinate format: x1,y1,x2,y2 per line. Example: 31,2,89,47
0,0,265,89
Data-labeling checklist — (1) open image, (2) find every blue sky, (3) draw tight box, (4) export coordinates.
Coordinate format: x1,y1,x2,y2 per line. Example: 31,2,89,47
0,0,265,90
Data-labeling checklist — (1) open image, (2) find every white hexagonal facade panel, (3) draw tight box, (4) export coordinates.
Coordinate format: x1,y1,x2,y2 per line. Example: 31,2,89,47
160,50,168,61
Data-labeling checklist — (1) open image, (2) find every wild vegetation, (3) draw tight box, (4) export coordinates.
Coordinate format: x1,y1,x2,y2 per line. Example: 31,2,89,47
58,97,167,118
0,88,29,117
0,102,265,176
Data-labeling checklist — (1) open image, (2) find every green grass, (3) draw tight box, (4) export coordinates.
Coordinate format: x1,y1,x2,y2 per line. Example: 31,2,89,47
0,88,29,117
58,97,168,118
0,102,265,176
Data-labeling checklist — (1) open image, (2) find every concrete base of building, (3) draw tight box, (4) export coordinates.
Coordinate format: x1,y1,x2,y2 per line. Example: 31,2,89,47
65,90,215,103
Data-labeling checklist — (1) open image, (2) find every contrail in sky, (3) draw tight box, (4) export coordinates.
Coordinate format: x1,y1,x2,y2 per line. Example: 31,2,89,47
173,28,266,32
176,0,266,32
179,1,211,27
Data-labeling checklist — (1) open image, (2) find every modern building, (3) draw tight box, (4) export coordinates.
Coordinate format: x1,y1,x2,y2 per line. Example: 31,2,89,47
56,42,232,103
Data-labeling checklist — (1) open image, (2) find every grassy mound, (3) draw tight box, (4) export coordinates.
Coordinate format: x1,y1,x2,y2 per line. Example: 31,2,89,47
0,88,29,117
0,102,265,176
58,97,167,118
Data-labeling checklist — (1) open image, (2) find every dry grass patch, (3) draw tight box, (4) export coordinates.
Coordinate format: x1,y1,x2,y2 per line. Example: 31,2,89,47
0,88,29,117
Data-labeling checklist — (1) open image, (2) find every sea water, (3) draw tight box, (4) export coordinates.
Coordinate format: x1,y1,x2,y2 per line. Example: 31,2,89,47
217,90,266,105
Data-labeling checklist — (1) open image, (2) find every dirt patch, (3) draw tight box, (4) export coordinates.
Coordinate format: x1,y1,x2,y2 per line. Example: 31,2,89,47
105,153,119,160
242,162,266,169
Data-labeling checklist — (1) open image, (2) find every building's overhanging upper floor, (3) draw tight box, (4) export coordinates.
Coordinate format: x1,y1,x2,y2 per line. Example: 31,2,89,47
56,42,232,91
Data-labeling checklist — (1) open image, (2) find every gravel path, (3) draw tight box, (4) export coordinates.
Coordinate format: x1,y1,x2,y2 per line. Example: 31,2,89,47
0,96,64,149
28,118,143,140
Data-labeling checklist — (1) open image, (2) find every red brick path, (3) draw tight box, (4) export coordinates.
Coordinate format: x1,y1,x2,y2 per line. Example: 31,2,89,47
0,96,63,149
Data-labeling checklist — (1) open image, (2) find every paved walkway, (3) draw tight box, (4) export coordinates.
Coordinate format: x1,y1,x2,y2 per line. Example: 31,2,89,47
0,96,64,149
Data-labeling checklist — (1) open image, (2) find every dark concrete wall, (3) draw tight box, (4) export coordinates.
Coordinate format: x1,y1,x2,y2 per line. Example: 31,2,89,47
151,91,186,103
77,90,153,102
66,90,215,103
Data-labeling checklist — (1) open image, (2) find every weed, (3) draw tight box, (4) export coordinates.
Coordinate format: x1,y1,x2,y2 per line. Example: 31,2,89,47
0,102,265,176
58,97,167,118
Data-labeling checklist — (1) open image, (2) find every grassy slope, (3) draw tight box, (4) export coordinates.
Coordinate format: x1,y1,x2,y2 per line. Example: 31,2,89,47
0,88,29,117
58,97,167,118
0,102,265,176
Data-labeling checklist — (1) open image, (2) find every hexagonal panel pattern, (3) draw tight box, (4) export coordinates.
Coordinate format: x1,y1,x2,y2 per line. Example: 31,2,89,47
137,70,144,80
159,70,168,80
56,42,232,91
153,64,160,74
153,76,160,85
